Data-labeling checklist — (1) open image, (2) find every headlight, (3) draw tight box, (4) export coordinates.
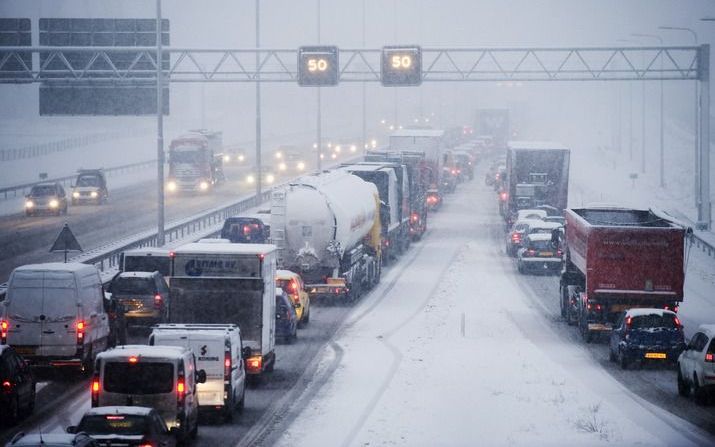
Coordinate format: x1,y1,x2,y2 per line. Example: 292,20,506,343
167,181,177,192
265,174,275,184
72,191,80,198
278,162,287,171
25,200,34,208
275,152,283,159
90,191,98,198
297,161,305,171
246,175,255,184
334,145,341,153
350,145,357,153
238,154,245,162
331,153,337,159
199,181,209,191
223,155,231,163
49,199,59,208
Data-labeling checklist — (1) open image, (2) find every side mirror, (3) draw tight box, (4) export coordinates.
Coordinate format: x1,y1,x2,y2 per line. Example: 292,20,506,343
196,369,207,384
66,426,78,434
242,346,252,360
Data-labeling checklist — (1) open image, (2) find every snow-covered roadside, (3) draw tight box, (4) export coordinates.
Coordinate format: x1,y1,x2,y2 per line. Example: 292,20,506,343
274,180,713,446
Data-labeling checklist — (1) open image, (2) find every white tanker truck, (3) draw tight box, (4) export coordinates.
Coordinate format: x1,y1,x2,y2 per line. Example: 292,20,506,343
270,171,382,302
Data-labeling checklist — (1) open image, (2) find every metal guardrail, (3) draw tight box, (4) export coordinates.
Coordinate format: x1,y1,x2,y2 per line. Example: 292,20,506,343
0,130,150,162
0,159,156,200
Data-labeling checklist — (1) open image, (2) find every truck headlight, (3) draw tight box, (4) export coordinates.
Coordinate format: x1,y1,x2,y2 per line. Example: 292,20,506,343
246,175,255,184
90,191,98,198
25,200,34,208
199,181,209,191
49,199,59,208
223,155,231,163
297,161,305,171
266,174,275,184
72,191,80,198
167,181,177,192
278,162,287,171
238,154,245,162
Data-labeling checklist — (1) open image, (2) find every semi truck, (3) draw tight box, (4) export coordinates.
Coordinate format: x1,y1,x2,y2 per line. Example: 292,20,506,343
365,150,429,240
504,141,570,225
169,242,277,379
559,207,689,342
270,171,382,302
167,130,225,193
476,108,510,149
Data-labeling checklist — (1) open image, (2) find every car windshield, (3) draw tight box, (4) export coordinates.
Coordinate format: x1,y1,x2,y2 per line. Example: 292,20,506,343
76,175,100,187
123,256,171,277
171,149,205,163
104,361,173,394
111,277,155,295
78,414,148,436
30,185,56,196
630,314,679,330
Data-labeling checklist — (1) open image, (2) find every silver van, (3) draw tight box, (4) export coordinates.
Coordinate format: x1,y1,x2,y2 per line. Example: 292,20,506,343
1,263,110,372
92,345,206,442
149,324,248,421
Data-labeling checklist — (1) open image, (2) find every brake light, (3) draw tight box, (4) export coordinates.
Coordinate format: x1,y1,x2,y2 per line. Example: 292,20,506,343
76,320,86,344
128,356,138,364
291,281,298,292
2,380,11,393
511,233,521,242
706,353,714,363
177,379,185,395
91,374,100,406
0,320,7,343
557,249,563,257
500,192,508,201
154,294,162,309
411,212,419,223
246,355,263,374
106,415,125,420
674,316,682,328
224,351,232,380
625,316,633,328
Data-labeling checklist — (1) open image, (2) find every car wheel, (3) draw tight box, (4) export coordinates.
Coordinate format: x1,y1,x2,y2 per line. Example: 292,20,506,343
303,308,310,324
189,418,198,439
609,347,616,362
693,374,708,405
3,396,19,426
237,388,246,413
677,367,690,396
619,349,629,370
223,394,234,422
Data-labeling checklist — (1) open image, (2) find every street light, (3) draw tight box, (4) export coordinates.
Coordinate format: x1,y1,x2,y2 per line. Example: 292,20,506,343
633,33,665,187
659,26,699,205
617,39,637,163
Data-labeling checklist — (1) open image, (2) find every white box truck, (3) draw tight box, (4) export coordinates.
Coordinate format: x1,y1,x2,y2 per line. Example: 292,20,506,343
169,243,276,381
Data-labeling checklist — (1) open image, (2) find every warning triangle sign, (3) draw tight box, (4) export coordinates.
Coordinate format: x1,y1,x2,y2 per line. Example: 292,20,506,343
50,223,83,253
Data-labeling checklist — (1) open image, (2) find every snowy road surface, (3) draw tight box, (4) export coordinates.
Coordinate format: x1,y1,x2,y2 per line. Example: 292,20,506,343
273,177,715,446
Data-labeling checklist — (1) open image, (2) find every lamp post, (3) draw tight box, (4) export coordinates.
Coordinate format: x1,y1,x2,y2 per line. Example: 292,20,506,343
255,0,262,198
660,26,700,209
617,39,637,163
633,33,665,187
155,0,165,246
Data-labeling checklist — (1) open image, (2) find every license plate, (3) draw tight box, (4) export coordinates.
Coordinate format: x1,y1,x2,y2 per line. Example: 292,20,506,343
540,252,553,256
15,346,36,356
644,352,667,359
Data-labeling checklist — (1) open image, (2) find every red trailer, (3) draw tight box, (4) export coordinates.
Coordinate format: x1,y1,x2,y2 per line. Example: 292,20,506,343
559,207,688,342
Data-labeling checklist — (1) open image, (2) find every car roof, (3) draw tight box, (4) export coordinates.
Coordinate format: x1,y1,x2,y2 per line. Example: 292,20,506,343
173,242,276,255
83,406,154,417
123,247,171,256
97,344,188,360
116,271,157,279
9,433,87,445
14,262,96,274
152,323,239,337
696,324,715,337
625,308,677,318
526,233,553,242
513,218,544,228
32,182,59,188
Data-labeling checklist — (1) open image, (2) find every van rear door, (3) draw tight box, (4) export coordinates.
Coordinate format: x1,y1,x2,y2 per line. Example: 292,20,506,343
5,271,44,357
41,271,80,357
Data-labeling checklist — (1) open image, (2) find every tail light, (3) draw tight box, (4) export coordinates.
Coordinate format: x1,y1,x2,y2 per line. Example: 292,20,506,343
224,351,232,381
154,294,163,309
91,373,100,406
411,212,419,223
76,320,86,354
2,380,12,393
177,374,186,409
511,233,521,243
705,353,714,363
246,355,263,374
625,315,633,329
674,316,682,328
0,320,7,343
499,192,508,201
556,249,563,257
526,249,536,257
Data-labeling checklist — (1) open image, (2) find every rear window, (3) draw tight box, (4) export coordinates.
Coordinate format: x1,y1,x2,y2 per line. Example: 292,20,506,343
104,362,173,394
123,257,171,277
630,314,679,330
527,240,555,251
111,277,155,295
79,414,148,436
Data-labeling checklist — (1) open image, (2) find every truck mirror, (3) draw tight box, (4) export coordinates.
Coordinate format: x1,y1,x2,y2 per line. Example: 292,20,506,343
242,346,252,359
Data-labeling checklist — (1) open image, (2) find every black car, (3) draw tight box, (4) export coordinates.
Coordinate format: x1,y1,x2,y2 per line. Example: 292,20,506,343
24,182,68,216
609,309,686,369
0,346,36,426
107,271,170,328
68,406,176,447
221,216,270,243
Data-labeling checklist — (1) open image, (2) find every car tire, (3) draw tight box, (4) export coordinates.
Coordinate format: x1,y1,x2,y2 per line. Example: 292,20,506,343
189,419,198,439
693,374,708,405
237,388,246,414
4,397,19,426
303,308,310,324
677,367,690,396
619,349,629,370
609,348,616,362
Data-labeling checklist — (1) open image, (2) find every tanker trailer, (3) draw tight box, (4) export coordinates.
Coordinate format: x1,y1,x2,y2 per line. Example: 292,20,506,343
270,171,382,302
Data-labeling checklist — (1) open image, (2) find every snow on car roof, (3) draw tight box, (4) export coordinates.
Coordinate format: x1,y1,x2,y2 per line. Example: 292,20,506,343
507,141,569,150
695,324,715,336
625,308,677,318
526,233,554,242
117,271,156,279
14,262,96,273
123,247,171,256
512,218,545,228
152,323,239,334
276,269,299,278
173,242,276,255
97,344,188,360
84,406,154,417
528,221,563,230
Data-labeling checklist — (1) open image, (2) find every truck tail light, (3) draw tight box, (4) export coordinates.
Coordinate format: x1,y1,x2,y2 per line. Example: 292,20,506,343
91,374,100,407
246,355,263,374
154,294,163,309
224,351,232,381
0,320,7,343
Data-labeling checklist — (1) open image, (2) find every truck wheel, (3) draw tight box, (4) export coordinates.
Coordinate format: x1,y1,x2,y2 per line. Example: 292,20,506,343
559,288,567,318
580,320,593,343
677,368,690,396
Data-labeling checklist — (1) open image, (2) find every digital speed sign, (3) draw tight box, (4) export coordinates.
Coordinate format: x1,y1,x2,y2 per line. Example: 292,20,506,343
381,46,422,86
298,46,339,86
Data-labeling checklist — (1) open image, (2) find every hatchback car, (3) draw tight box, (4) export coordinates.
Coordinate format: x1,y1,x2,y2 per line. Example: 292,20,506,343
677,324,715,404
0,346,35,426
6,433,97,447
275,288,298,343
107,271,170,328
276,270,310,326
24,182,68,216
506,218,543,257
71,169,108,205
68,406,176,447
516,233,562,274
609,309,685,369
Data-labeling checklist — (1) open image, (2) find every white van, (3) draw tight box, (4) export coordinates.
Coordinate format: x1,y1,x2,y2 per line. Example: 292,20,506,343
92,345,206,442
1,263,110,372
149,324,248,420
